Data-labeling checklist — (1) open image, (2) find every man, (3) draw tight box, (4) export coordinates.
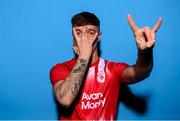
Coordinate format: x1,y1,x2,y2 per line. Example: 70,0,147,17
50,11,162,120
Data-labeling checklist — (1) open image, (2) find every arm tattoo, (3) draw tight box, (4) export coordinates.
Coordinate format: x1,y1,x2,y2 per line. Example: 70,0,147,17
72,59,87,73
59,58,88,98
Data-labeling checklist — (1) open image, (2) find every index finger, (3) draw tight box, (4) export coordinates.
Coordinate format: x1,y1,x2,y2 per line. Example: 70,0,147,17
73,27,80,41
152,17,162,32
127,14,139,32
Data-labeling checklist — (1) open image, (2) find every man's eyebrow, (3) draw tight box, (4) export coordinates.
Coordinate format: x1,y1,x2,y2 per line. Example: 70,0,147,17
87,29,97,32
75,28,81,31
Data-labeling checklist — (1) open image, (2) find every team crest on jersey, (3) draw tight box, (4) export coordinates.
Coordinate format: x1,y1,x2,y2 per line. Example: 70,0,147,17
97,58,106,83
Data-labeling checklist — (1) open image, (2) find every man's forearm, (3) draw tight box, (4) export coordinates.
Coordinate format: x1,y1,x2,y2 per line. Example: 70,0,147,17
55,57,89,107
134,49,153,80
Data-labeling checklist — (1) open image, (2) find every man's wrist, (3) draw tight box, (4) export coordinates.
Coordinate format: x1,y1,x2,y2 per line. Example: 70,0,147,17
78,55,90,62
138,47,153,54
137,47,153,62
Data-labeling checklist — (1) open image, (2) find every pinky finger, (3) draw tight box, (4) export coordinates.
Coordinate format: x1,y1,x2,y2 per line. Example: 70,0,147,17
73,27,80,41
91,32,99,43
153,17,162,32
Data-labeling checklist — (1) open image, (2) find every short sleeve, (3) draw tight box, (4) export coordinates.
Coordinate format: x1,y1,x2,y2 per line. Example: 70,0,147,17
108,62,129,80
50,64,70,86
114,63,129,80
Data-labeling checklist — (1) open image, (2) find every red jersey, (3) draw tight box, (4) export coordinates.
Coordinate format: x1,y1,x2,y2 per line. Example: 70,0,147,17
50,57,129,120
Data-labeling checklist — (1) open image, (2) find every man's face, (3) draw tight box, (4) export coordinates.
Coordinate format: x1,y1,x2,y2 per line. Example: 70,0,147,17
74,25,100,40
73,25,101,55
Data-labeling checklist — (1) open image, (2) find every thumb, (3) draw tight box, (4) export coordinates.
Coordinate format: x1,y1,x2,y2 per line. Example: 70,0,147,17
72,46,79,55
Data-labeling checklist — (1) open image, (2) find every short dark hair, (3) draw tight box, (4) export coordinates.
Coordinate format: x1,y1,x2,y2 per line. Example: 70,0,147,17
71,11,100,28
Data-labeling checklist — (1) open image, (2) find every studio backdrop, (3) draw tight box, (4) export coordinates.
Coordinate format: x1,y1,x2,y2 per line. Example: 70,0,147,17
0,0,180,119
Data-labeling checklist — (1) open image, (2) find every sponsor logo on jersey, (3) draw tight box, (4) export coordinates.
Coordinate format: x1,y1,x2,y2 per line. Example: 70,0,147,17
81,92,106,110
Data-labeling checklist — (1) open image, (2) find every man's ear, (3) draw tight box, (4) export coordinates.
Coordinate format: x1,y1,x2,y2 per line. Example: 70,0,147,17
98,32,102,41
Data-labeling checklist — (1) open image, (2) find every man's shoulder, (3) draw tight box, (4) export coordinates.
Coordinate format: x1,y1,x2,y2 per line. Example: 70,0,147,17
53,58,76,70
103,58,126,65
50,58,76,85
102,58,129,70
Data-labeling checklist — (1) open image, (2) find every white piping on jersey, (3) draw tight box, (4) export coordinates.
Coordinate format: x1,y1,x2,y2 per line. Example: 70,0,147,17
97,58,106,83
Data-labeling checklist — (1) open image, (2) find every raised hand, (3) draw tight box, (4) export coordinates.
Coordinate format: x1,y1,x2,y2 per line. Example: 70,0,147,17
127,14,162,52
73,26,98,60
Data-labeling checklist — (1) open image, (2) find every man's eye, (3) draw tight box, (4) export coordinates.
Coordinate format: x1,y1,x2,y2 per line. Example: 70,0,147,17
89,32,95,35
77,32,81,35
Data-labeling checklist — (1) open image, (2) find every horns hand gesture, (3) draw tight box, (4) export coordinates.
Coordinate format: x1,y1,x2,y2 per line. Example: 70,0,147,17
127,14,162,52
